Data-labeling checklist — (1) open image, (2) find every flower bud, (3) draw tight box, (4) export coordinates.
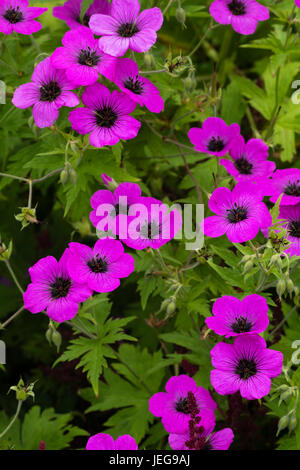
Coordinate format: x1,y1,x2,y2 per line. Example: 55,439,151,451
243,260,253,274
69,168,77,185
276,278,286,298
288,414,297,434
60,169,68,185
101,173,118,190
52,330,62,352
166,300,176,317
286,278,294,295
176,7,186,25
0,239,12,261
144,51,154,68
277,415,289,435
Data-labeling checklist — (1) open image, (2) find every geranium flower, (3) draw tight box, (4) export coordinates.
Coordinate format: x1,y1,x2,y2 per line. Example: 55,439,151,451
169,426,234,451
90,182,142,233
53,0,111,30
12,57,80,128
149,375,216,433
117,197,182,250
0,0,47,35
67,239,134,293
68,82,141,147
209,0,269,35
51,26,116,86
279,203,300,256
89,0,163,57
206,294,269,337
111,58,164,113
23,249,92,323
210,334,283,400
201,182,272,243
188,117,240,157
264,169,300,206
296,0,300,8
220,135,275,182
86,433,138,450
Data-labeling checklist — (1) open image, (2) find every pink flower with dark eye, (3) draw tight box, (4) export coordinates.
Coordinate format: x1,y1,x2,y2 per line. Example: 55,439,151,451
169,426,234,451
264,169,300,206
209,0,269,35
0,0,47,35
149,375,216,434
12,57,80,128
279,203,300,257
86,433,138,450
220,135,276,182
68,82,141,148
53,0,111,30
23,249,92,323
188,117,240,157
67,239,135,293
205,294,269,337
51,27,116,86
111,58,164,113
210,334,283,400
89,0,163,57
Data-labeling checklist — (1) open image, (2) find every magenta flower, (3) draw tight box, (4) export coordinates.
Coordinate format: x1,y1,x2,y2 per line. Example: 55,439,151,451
209,0,269,35
67,239,135,293
86,433,138,450
89,0,163,57
53,0,111,30
201,182,272,243
188,117,240,157
90,182,142,233
112,58,164,113
169,426,234,451
206,294,269,337
12,57,80,128
117,197,182,250
264,169,300,206
68,82,141,148
149,375,216,434
23,249,92,323
279,203,300,256
296,0,300,8
220,135,275,182
0,0,47,35
211,334,283,400
51,26,116,86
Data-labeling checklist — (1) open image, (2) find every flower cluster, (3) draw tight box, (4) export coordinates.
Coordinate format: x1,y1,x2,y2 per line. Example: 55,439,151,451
12,0,164,147
149,375,234,450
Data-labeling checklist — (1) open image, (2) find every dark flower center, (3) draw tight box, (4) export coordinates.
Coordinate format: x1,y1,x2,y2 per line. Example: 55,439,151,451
123,76,144,95
50,277,71,299
284,181,300,197
87,255,108,273
235,358,257,380
95,106,118,128
78,47,100,67
3,6,23,23
111,204,127,217
226,203,248,223
231,316,253,333
40,81,61,102
117,22,139,38
75,13,90,26
140,221,161,239
228,0,246,16
207,136,225,152
234,157,253,175
288,220,300,238
175,397,190,414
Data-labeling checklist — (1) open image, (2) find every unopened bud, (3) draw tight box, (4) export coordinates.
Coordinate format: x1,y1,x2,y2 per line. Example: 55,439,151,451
286,278,294,295
276,278,286,297
52,330,62,352
144,51,154,68
277,415,289,435
166,301,176,317
60,169,68,184
101,173,118,190
288,414,297,434
243,260,253,274
176,7,186,25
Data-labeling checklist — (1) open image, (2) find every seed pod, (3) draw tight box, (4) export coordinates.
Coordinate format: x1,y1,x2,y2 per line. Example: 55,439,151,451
176,7,186,25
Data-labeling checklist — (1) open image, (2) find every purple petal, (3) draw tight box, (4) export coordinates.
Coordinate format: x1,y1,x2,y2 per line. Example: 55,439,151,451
12,82,39,109
32,102,59,128
136,7,163,31
129,29,157,53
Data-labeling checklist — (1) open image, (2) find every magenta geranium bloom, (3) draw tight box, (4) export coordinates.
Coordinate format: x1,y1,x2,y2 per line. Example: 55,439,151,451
51,27,116,86
112,58,164,113
90,182,142,234
296,0,300,8
188,117,240,157
89,0,163,57
0,0,47,35
263,169,300,206
210,334,283,400
149,375,216,434
209,0,269,35
279,203,300,256
206,294,269,337
53,0,111,30
117,197,182,250
220,135,275,182
86,433,138,450
169,426,234,451
68,82,141,148
67,239,135,293
201,182,272,243
12,57,80,128
23,249,92,323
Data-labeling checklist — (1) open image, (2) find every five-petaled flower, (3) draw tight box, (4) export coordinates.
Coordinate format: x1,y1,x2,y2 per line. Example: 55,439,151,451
264,169,300,206
0,0,47,35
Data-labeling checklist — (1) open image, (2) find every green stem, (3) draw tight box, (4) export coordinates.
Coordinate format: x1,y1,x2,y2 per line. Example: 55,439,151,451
1,306,24,329
0,401,22,440
5,260,24,295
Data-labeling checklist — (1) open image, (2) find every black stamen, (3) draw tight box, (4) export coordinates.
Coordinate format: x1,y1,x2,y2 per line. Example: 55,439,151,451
175,397,190,414
50,277,71,299
95,106,117,128
124,76,144,95
3,6,23,23
226,203,248,223
207,136,225,152
39,81,61,102
234,157,253,175
87,255,108,273
78,47,100,66
284,180,300,197
231,316,253,333
228,0,246,16
140,221,160,239
117,22,139,38
235,358,257,379
288,220,300,238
